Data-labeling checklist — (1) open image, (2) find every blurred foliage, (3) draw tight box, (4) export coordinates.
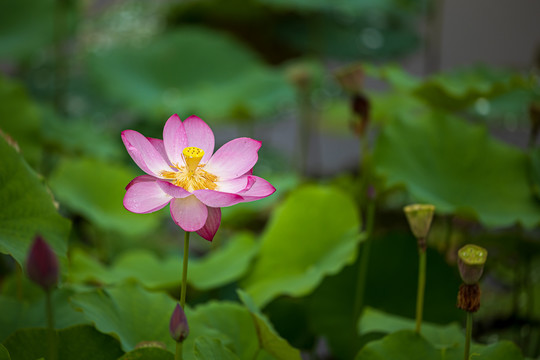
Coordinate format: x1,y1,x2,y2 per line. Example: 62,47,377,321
354,330,524,360
3,325,124,360
0,135,70,270
374,112,540,228
1,0,539,358
49,157,162,236
87,27,295,121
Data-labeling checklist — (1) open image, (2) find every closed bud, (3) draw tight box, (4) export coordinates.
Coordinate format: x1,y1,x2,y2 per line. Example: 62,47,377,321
458,244,487,285
26,235,59,291
403,204,435,240
169,304,189,343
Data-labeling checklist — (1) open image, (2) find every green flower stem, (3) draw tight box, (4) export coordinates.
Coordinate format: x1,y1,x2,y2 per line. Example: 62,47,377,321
415,247,427,334
353,199,376,320
180,231,190,308
176,342,183,360
464,311,473,360
46,289,57,360
176,231,191,360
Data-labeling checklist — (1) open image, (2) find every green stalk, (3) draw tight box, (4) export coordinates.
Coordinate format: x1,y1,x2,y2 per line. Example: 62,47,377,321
46,290,57,360
176,231,191,360
176,341,183,360
464,311,473,360
180,231,190,308
353,199,375,320
415,247,427,333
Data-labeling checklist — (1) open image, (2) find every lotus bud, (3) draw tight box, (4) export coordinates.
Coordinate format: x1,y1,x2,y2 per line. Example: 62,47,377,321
169,304,189,343
403,204,435,246
458,244,487,285
25,235,59,291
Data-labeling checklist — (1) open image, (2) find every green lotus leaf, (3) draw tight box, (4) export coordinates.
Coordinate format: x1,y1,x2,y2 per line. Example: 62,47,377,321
243,185,362,307
355,330,524,360
0,136,70,270
2,325,123,360
48,157,161,236
374,113,540,228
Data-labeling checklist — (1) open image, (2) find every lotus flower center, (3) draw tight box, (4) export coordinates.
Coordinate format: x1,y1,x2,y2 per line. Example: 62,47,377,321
183,146,204,172
160,146,218,191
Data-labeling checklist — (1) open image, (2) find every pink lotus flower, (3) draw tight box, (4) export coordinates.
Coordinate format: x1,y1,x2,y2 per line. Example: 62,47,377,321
122,114,276,241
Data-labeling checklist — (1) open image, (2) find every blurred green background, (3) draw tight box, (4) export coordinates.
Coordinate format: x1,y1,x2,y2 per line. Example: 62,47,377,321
1,0,540,359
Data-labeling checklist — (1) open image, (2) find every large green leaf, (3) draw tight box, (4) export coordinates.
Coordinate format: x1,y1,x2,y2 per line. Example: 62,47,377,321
0,75,42,166
413,66,530,111
238,290,302,360
73,284,299,359
2,325,124,360
0,288,89,342
42,113,123,162
48,157,161,236
193,338,240,360
68,232,258,290
0,345,10,360
302,232,461,359
243,185,362,307
71,283,177,353
374,113,540,228
189,233,259,290
88,27,294,120
358,307,463,349
0,136,70,269
355,330,524,360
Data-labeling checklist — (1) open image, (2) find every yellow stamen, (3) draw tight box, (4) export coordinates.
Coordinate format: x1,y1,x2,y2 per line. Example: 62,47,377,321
183,147,204,172
160,146,217,191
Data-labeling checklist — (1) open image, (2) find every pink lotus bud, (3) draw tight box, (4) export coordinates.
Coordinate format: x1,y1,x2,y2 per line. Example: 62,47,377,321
25,235,59,291
169,304,189,343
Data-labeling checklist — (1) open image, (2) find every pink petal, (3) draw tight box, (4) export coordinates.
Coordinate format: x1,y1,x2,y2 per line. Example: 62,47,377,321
215,176,253,194
192,189,244,207
157,180,192,198
122,130,171,177
124,178,172,213
125,175,157,191
204,138,261,180
147,137,172,166
170,196,208,231
163,114,188,167
196,207,221,241
238,176,276,201
184,115,215,164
